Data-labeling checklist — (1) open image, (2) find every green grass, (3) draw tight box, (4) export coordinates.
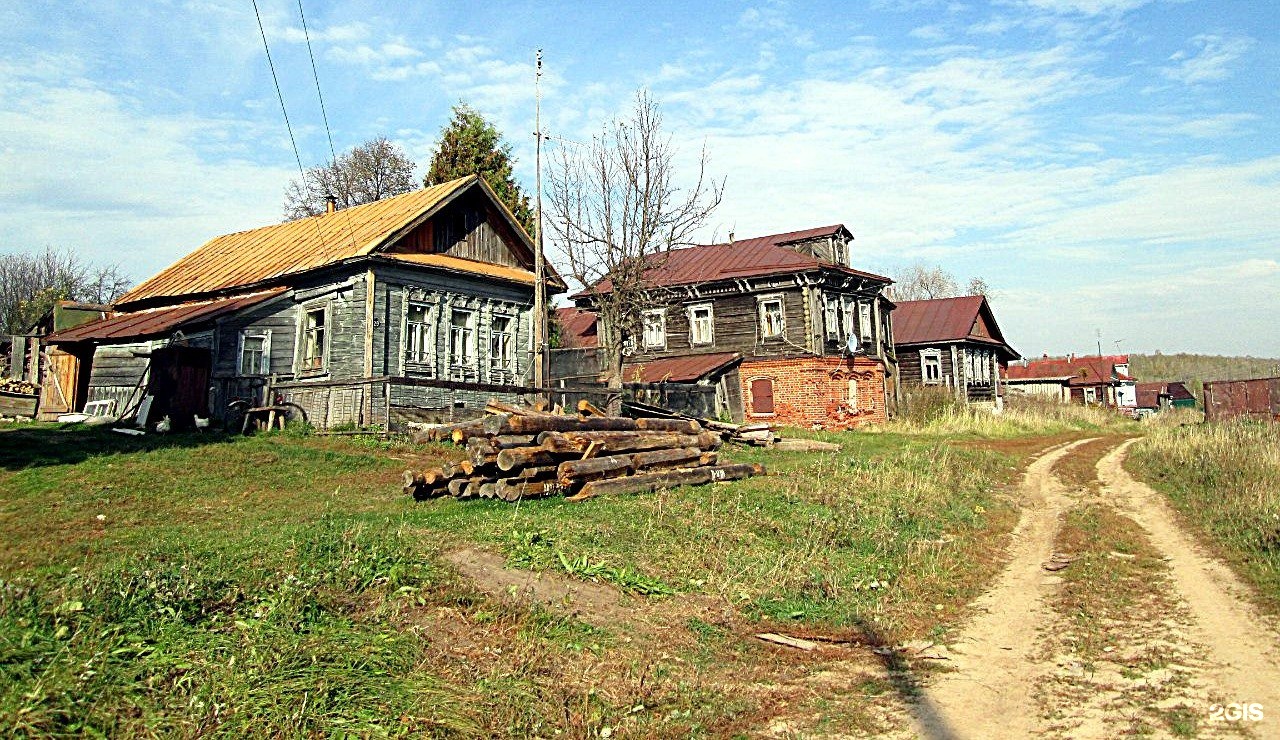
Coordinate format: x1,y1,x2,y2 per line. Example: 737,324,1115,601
1127,420,1280,613
0,421,1039,735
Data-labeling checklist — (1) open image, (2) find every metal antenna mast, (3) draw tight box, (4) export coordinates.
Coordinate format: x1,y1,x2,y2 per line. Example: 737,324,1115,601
532,49,548,390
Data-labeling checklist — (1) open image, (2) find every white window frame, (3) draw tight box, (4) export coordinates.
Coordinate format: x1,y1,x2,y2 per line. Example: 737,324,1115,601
823,294,840,340
859,302,873,345
758,294,785,339
688,302,714,347
920,349,942,385
298,305,328,373
404,301,437,374
489,313,516,378
841,295,857,341
641,308,667,350
239,329,271,376
448,308,476,372
847,378,859,411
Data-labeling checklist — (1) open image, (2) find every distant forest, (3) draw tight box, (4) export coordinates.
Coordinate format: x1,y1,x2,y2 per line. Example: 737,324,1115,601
1129,353,1280,400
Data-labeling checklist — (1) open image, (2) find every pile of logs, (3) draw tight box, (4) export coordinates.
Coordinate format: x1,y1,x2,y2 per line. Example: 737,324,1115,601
403,400,765,503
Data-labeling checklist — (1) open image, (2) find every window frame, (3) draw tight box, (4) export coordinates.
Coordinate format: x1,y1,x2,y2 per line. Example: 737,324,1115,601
448,307,477,372
488,313,516,379
823,294,840,340
404,300,437,375
298,304,329,374
641,308,667,350
757,294,785,340
238,328,271,377
687,302,714,347
920,349,943,385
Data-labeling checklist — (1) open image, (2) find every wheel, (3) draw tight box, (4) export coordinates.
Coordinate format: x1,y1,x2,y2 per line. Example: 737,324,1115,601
225,400,249,434
275,402,308,429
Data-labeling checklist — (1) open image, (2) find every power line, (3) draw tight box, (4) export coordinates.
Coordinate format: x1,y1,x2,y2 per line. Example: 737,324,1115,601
295,0,358,251
251,0,328,249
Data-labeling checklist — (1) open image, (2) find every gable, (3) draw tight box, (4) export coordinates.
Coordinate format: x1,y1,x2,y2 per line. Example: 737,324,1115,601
383,188,532,271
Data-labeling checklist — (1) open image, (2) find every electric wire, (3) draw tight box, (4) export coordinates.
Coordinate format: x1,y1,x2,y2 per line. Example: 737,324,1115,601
251,0,329,251
296,0,359,251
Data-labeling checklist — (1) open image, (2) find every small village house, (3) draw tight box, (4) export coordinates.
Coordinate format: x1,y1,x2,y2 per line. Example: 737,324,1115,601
1004,354,1136,408
43,175,562,429
891,295,1019,404
568,225,899,428
1135,381,1197,413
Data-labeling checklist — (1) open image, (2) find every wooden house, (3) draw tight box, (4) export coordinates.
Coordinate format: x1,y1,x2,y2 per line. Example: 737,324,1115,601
44,175,562,429
571,225,898,428
1004,354,1136,408
1136,381,1197,413
891,295,1020,403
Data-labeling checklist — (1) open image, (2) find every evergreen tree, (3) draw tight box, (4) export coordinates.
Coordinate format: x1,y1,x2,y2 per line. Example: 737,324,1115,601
425,104,535,236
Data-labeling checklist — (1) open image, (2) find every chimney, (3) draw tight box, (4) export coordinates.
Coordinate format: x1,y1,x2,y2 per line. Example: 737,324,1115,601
324,194,337,214
1069,352,1075,362
728,230,735,244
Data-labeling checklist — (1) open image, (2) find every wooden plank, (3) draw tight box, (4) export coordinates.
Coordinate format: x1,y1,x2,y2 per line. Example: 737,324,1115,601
567,462,764,501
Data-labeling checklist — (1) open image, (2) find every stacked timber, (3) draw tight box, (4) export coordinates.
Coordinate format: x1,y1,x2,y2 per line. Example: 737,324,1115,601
620,399,778,446
403,400,765,503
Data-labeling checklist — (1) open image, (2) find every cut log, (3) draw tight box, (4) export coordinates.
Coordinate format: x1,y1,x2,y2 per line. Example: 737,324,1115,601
557,454,633,486
635,418,703,434
539,430,721,455
402,469,420,496
481,413,512,436
567,463,765,502
505,415,639,435
576,399,607,417
493,434,538,448
469,447,499,467
630,446,704,470
495,479,560,502
446,477,470,497
771,439,841,452
496,446,559,472
513,465,559,480
448,419,489,445
478,482,498,499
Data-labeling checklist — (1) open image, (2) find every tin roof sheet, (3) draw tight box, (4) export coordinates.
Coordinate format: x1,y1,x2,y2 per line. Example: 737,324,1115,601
46,289,286,343
376,253,536,285
555,307,599,348
118,177,478,305
1007,355,1131,385
623,352,741,383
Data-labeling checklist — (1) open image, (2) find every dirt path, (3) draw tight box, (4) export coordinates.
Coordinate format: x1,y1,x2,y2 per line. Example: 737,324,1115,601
1096,440,1280,733
887,437,1280,739
903,439,1094,739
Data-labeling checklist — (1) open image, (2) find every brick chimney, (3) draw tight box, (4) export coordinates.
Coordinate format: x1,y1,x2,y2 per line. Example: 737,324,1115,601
324,194,337,214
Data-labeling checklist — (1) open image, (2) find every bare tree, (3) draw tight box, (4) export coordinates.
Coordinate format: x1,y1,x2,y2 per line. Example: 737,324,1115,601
888,262,995,302
0,247,131,333
546,91,723,401
283,136,417,220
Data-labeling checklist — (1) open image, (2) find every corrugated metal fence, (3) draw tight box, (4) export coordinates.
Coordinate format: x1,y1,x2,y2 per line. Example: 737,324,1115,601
1203,377,1280,422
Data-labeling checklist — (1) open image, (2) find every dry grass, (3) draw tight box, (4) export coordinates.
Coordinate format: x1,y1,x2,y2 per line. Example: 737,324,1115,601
1127,420,1280,613
887,388,1138,438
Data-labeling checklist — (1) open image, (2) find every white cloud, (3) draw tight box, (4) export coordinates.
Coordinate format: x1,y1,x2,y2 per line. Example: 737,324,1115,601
1162,33,1255,84
278,21,370,44
1018,0,1154,15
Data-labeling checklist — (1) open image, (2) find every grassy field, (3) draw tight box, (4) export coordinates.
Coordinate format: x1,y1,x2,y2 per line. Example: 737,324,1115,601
1127,420,1280,614
0,413,1115,737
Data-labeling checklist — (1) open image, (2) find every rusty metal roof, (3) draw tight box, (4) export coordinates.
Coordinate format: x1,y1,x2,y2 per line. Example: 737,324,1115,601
892,295,1019,360
579,225,889,296
1007,355,1132,385
118,176,485,305
1136,381,1195,408
46,289,286,343
376,253,536,285
555,307,598,348
623,352,741,383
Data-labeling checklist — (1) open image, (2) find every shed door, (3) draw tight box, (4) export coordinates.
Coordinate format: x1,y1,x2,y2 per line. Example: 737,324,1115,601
750,378,774,414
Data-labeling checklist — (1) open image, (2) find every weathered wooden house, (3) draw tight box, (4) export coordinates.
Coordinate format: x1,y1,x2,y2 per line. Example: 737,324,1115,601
1004,354,1136,408
45,175,561,429
1135,381,1197,413
571,225,899,428
891,295,1020,403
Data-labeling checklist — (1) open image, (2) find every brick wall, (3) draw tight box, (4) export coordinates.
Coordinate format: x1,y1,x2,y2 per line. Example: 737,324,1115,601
739,356,887,429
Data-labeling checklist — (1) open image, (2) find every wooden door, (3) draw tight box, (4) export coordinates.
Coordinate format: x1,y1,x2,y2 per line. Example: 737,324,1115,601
38,348,81,419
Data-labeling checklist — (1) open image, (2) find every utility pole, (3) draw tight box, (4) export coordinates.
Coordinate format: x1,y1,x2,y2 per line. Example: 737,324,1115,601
532,49,547,391
1095,328,1102,358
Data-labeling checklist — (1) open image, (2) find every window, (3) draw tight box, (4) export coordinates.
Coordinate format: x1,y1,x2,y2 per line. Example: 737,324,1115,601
239,330,271,376
859,303,873,346
688,303,714,346
750,377,774,414
847,379,859,411
489,314,515,375
823,294,840,339
841,295,857,340
449,309,475,367
1084,387,1097,404
758,296,785,339
406,302,435,371
641,308,666,349
921,349,942,384
300,307,326,371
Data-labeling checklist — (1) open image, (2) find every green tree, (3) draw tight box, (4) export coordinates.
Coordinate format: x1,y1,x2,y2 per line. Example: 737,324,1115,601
425,103,535,236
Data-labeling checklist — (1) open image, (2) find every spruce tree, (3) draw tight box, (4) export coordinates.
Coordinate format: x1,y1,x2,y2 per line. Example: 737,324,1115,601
425,104,535,236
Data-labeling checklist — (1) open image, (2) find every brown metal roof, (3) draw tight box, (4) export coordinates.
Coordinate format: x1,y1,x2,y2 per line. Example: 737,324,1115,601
892,295,1018,360
623,352,741,383
555,307,598,348
580,225,889,296
1007,355,1131,385
1136,381,1195,408
118,176,480,305
46,289,286,343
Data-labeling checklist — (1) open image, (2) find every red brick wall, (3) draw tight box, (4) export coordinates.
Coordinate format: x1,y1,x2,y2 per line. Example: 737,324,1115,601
739,356,888,429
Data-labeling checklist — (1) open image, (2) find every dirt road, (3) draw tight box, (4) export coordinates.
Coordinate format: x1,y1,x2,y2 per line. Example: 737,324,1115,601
896,437,1280,739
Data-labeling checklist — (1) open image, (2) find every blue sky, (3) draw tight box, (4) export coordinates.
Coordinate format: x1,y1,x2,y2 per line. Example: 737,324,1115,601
2,0,1277,357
